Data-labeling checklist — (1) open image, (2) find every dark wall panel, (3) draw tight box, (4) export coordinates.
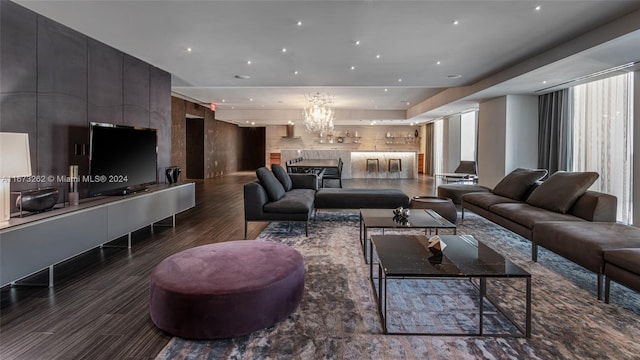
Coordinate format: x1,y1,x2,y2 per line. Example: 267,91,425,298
88,38,123,125
37,16,88,184
239,127,266,170
123,54,150,127
150,66,171,173
0,1,38,174
186,118,204,179
2,2,172,203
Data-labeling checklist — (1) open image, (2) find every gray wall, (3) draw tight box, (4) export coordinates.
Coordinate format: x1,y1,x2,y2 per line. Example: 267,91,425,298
0,1,171,198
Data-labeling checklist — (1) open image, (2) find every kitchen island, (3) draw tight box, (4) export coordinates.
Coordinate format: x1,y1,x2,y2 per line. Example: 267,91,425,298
281,150,417,179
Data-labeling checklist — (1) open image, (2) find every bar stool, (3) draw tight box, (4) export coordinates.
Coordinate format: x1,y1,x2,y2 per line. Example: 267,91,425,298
366,158,379,172
388,158,402,172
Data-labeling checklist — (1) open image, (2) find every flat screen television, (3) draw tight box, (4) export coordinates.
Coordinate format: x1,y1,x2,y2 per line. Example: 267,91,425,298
89,122,158,197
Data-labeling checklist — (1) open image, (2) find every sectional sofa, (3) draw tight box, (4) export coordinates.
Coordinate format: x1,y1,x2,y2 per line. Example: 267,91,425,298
461,168,640,300
243,165,409,238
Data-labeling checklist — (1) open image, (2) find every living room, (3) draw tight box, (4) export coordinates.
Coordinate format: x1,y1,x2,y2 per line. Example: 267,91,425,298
2,1,640,359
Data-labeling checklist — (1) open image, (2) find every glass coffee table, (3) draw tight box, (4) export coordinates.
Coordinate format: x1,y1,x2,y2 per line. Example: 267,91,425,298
359,208,456,265
370,234,531,337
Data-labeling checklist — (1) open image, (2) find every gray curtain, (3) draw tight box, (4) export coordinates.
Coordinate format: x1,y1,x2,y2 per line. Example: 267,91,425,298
424,123,434,175
538,89,572,175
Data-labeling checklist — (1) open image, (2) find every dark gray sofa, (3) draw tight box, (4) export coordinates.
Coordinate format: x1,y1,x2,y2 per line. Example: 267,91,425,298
461,169,624,299
244,166,318,238
244,165,411,238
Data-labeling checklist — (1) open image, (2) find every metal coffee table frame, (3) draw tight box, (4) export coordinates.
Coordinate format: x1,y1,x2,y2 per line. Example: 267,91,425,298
370,234,532,337
359,208,456,267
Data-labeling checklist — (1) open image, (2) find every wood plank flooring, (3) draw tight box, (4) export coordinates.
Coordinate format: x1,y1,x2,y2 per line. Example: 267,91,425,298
0,172,435,359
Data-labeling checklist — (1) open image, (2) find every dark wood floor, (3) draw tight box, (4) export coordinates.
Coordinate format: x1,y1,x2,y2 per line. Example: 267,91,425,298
0,172,435,359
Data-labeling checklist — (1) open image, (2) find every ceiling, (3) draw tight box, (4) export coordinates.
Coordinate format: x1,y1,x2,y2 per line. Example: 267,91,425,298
14,0,640,126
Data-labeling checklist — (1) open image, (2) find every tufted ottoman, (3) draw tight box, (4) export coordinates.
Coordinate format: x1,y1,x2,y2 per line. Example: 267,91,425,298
149,240,305,339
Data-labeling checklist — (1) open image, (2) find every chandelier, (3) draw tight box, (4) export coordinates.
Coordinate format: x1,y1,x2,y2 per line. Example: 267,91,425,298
303,92,334,133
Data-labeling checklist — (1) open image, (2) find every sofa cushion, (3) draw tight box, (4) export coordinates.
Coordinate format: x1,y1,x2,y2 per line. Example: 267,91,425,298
526,171,599,213
490,203,584,229
462,192,521,210
492,168,548,200
271,164,292,191
263,189,315,214
256,167,286,202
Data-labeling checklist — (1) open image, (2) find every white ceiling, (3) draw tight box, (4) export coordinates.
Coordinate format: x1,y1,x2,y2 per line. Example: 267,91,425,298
14,0,640,126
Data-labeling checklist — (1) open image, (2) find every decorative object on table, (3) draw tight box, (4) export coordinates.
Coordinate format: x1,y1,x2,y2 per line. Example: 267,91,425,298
427,235,447,255
0,132,32,222
415,129,419,138
165,166,182,184
392,206,410,225
303,92,334,133
68,165,79,206
16,187,59,213
337,136,344,143
346,130,351,137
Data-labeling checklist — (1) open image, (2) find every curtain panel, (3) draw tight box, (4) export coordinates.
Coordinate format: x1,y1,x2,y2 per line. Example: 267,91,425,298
538,89,572,175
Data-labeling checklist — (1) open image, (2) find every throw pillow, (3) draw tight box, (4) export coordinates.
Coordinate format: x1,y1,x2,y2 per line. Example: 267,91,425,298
256,167,286,202
492,168,548,200
271,164,293,191
525,171,599,213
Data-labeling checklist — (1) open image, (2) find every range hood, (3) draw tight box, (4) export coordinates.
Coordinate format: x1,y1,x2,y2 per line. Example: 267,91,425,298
282,124,300,139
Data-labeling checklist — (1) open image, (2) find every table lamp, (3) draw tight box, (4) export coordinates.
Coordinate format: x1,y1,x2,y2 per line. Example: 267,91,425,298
0,133,32,222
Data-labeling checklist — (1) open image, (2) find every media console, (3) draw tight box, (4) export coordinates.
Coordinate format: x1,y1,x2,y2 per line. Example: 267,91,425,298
0,182,195,287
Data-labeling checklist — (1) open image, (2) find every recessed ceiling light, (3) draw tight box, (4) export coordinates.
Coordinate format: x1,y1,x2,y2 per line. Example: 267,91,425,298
398,78,402,82
542,80,547,84
535,5,541,11
350,66,356,70
384,88,388,92
187,47,192,52
447,74,462,79
436,61,441,65
297,21,302,26
406,102,410,105
221,99,226,102
453,20,459,25
293,70,299,75
249,98,254,102
355,40,361,45
231,106,235,110
245,121,249,123
282,48,287,53
251,121,255,125
234,74,251,79
246,60,252,65
376,54,381,59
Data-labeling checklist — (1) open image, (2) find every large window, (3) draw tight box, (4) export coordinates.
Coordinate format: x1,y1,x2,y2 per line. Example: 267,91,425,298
460,111,477,161
572,72,634,223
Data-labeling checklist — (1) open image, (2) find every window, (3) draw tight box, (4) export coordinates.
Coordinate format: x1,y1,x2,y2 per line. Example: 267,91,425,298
572,72,634,223
460,111,477,161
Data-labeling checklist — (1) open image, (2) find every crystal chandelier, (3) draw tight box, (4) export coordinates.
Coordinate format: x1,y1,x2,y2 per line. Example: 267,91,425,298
303,92,334,133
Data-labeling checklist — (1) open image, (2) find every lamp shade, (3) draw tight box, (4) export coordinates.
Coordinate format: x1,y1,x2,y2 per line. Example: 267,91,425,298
0,133,32,177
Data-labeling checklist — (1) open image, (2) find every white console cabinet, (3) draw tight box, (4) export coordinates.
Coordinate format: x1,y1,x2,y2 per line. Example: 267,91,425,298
0,183,195,287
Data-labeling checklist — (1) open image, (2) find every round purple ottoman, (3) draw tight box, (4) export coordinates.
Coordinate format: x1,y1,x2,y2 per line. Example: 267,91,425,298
149,240,304,339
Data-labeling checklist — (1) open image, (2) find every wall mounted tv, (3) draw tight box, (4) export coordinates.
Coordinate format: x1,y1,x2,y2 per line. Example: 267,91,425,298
89,122,158,197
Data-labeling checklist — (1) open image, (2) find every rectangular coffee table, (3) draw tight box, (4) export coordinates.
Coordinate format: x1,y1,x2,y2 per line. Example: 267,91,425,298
370,234,531,337
359,208,456,265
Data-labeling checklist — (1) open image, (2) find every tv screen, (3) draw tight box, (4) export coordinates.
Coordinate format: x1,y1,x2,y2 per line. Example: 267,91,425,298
89,122,158,196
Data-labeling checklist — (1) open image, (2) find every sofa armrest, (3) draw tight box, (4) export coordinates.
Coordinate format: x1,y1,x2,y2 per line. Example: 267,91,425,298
569,190,617,222
244,182,268,220
290,173,319,191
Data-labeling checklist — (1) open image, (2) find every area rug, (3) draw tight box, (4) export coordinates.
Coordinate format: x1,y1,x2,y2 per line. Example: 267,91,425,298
156,211,640,359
